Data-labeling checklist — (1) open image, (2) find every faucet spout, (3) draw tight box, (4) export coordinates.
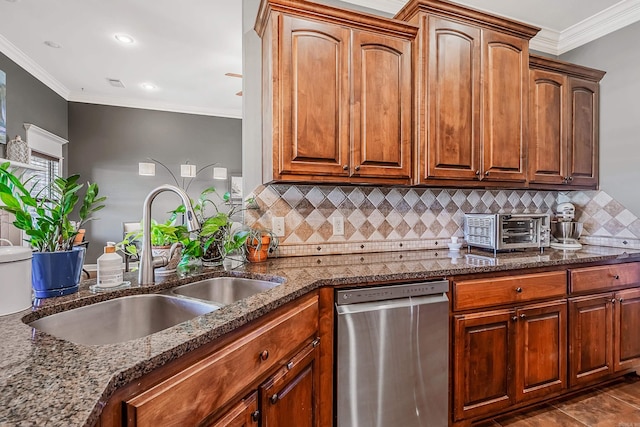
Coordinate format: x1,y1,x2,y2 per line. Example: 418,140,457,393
139,184,201,286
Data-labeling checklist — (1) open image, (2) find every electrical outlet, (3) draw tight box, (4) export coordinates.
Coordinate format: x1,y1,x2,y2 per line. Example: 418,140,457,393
272,217,285,237
332,216,344,236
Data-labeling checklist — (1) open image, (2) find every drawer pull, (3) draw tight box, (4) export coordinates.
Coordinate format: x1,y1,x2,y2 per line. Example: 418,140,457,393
511,316,518,322
620,298,624,303
611,298,616,304
312,337,320,347
270,393,279,404
251,410,260,422
286,361,294,370
520,313,526,319
515,287,523,293
614,275,620,280
343,165,348,171
260,350,269,361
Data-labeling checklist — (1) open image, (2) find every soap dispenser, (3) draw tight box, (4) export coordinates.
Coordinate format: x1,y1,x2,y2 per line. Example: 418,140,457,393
97,242,123,287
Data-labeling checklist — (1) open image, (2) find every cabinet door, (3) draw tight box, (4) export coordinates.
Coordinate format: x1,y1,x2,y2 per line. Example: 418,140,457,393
260,339,320,427
206,392,258,427
423,16,481,181
528,68,568,185
567,77,599,187
482,30,528,182
352,30,412,181
279,16,350,178
614,288,640,372
515,300,567,402
453,309,515,421
569,294,614,387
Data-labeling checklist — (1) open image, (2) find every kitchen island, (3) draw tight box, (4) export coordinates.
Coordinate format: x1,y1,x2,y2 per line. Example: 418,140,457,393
1,245,639,426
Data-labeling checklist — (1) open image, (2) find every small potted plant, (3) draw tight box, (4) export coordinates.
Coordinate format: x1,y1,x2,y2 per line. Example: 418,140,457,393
0,162,106,298
244,227,278,263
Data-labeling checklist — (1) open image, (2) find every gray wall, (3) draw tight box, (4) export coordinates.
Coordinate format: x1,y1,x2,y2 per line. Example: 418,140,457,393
0,52,67,159
561,21,640,217
68,102,242,262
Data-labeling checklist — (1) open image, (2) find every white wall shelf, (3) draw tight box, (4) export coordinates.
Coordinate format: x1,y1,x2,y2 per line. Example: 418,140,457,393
0,157,46,171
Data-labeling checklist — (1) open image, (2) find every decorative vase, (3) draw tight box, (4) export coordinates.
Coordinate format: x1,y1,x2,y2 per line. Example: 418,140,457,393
31,247,85,298
246,235,271,263
201,229,226,267
6,135,30,164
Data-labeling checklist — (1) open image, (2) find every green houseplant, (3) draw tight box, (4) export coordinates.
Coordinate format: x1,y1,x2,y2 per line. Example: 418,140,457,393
0,162,106,297
244,227,278,263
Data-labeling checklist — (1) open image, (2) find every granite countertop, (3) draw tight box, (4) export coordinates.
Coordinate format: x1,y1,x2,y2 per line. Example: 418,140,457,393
1,245,639,426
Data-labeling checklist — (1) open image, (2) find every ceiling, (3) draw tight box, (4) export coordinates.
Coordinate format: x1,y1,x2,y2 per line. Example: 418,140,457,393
0,0,638,119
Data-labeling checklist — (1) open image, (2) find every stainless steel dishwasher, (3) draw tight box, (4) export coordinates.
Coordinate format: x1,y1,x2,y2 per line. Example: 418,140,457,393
335,280,449,427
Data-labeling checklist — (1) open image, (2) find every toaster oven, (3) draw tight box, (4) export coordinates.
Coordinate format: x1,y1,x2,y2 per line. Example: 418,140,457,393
464,213,551,254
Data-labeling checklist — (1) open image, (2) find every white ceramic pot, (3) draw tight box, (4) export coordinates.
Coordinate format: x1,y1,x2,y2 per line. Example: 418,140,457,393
0,244,32,315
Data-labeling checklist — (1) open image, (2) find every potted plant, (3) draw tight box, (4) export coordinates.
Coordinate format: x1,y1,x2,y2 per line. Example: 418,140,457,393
244,227,278,263
0,162,106,298
118,217,187,275
175,187,250,272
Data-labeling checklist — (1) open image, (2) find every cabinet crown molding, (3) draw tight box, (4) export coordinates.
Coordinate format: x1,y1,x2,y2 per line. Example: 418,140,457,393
529,54,606,82
395,0,540,39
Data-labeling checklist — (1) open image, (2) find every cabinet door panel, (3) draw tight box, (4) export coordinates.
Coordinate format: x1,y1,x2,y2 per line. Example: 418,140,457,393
482,31,528,182
261,340,319,427
352,31,412,180
206,392,258,427
529,69,567,184
454,310,515,421
280,16,350,177
569,294,614,387
515,300,567,402
568,77,599,187
424,17,481,181
615,288,640,372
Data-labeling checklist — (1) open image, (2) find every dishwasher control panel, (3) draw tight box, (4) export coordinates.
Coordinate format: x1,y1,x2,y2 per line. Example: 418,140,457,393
336,280,448,305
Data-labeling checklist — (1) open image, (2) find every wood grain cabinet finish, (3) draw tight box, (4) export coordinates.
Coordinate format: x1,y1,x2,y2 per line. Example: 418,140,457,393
396,0,538,186
529,55,605,188
256,0,416,185
205,392,258,427
124,295,319,427
614,288,640,372
570,262,640,294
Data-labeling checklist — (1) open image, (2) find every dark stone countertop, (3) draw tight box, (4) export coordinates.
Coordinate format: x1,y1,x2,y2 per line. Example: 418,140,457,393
1,245,639,426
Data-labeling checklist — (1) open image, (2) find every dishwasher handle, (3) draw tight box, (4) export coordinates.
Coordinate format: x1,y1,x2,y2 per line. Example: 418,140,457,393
336,280,448,306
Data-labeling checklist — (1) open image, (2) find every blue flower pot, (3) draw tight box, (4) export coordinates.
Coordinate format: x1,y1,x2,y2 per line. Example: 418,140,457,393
32,247,86,298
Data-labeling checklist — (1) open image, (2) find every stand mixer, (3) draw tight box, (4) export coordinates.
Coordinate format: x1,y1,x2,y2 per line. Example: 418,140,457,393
550,202,583,250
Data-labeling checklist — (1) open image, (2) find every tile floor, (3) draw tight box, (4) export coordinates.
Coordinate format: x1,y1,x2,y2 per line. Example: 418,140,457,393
477,374,640,427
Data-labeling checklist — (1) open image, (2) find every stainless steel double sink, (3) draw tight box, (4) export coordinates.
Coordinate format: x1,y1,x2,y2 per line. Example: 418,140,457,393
28,277,281,346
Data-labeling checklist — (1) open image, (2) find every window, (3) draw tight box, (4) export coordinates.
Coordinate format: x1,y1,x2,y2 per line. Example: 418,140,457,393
29,150,60,200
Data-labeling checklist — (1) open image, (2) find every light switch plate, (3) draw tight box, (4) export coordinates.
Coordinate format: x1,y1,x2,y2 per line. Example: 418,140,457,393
332,216,344,236
272,217,285,237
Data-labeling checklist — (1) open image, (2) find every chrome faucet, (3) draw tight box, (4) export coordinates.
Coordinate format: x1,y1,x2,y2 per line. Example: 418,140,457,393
139,184,200,285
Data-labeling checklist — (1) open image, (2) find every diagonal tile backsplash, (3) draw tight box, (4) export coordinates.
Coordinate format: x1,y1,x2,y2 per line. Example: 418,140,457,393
246,185,561,256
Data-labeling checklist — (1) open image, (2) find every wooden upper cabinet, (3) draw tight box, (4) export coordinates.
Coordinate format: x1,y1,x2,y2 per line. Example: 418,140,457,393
396,0,539,186
256,0,417,185
529,68,568,185
528,55,605,189
280,16,350,178
568,77,600,187
482,31,528,182
424,16,481,181
352,30,412,180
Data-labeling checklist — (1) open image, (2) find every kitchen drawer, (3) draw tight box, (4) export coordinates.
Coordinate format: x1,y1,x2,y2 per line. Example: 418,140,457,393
570,262,640,294
454,271,567,311
125,294,319,427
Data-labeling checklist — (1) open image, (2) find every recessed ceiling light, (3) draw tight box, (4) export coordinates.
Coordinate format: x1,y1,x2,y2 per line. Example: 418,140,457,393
114,34,135,44
141,83,157,91
107,78,125,88
44,40,62,49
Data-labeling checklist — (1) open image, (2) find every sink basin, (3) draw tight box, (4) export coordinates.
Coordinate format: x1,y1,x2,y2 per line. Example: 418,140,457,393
28,294,218,345
170,277,281,305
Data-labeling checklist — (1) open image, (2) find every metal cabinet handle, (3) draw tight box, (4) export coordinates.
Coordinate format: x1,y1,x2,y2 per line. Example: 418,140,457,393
270,393,279,404
343,165,348,171
260,350,269,361
611,298,616,304
354,165,360,171
614,275,620,280
485,171,490,176
511,316,518,322
620,298,624,303
251,410,260,422
475,170,480,176
520,313,526,319
515,287,523,293
568,176,574,181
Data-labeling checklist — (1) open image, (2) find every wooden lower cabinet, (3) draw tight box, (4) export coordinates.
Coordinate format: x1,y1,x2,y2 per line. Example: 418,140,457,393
453,300,567,423
615,288,640,372
206,392,258,427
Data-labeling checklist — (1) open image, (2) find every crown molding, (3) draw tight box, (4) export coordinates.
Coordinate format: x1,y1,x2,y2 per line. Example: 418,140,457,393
67,91,242,119
529,28,561,55
558,0,640,54
0,34,69,100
